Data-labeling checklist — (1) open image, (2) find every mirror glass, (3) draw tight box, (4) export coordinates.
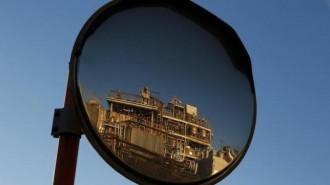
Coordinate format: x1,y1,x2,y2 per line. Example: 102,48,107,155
77,7,254,183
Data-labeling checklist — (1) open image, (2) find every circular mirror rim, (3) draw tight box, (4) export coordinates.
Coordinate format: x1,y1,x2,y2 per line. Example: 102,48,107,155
70,0,257,184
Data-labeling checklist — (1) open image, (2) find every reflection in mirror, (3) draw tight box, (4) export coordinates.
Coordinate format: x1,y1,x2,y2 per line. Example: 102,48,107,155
78,7,254,183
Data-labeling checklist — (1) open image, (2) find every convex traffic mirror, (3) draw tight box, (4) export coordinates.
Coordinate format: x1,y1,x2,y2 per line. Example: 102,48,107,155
71,0,256,184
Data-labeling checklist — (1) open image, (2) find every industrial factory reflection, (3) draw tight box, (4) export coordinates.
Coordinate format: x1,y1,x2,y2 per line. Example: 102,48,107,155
82,87,238,182
76,5,255,184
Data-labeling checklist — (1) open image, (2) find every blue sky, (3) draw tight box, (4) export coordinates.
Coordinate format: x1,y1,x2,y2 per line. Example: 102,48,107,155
1,0,330,185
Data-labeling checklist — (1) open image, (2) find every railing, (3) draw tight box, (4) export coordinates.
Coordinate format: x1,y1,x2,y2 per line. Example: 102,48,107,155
186,114,211,128
107,90,162,107
107,90,211,128
163,108,211,128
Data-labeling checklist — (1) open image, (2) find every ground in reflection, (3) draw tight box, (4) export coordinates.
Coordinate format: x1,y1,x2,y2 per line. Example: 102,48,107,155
83,87,237,182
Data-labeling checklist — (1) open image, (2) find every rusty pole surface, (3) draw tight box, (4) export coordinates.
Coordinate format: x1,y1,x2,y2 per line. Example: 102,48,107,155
53,70,81,185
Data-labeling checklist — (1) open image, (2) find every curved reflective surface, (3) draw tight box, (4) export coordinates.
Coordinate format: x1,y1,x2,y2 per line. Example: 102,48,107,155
75,2,255,184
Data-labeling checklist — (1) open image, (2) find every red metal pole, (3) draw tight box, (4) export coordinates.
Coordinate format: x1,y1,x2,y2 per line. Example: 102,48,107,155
53,135,80,185
53,70,81,185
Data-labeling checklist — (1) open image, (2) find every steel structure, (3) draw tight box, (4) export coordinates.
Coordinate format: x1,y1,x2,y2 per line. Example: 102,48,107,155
83,88,235,182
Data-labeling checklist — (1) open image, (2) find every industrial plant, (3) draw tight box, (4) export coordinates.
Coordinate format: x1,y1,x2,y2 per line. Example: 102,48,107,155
83,87,237,181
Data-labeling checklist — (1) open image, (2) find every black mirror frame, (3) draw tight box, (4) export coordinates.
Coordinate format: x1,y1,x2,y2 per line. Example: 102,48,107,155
69,0,257,184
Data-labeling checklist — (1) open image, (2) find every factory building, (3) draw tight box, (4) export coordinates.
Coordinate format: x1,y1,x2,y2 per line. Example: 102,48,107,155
83,87,235,181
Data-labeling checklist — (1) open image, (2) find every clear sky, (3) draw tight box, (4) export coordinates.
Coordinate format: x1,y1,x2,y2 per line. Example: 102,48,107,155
1,0,329,185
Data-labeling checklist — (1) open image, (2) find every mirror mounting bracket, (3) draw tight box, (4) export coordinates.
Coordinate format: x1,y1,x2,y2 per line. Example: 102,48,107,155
51,108,82,138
